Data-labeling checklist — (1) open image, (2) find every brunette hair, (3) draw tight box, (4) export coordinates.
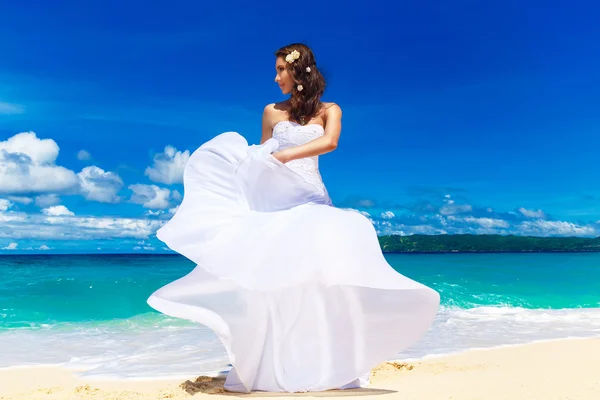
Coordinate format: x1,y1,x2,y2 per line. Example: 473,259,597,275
275,43,326,125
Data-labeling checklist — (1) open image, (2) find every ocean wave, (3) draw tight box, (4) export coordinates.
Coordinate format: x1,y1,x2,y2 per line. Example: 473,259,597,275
1,306,600,379
396,306,600,360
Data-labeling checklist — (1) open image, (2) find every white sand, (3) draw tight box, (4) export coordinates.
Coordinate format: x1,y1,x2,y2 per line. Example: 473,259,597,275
1,337,599,399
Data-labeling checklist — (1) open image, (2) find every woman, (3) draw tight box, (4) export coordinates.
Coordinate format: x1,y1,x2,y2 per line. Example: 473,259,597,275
147,43,440,393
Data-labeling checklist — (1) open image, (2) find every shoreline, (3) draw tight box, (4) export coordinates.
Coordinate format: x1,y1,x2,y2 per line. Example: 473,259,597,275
3,333,600,378
1,337,599,399
395,332,600,362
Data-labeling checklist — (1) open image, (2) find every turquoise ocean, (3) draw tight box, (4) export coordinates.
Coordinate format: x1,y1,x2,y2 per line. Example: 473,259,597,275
1,253,599,380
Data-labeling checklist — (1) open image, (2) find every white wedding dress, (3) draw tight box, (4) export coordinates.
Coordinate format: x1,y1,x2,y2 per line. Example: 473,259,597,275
147,120,440,393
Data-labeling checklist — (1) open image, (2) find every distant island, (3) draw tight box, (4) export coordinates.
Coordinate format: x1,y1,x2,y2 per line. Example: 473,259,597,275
3,234,600,256
378,234,600,253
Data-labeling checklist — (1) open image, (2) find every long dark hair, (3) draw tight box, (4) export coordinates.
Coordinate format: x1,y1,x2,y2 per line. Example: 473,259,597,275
275,43,326,125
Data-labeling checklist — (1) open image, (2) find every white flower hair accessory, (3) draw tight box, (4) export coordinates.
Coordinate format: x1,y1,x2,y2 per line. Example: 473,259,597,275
306,67,311,73
285,50,300,63
297,84,303,91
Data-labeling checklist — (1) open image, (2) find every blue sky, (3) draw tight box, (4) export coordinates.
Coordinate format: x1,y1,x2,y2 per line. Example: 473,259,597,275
1,0,600,253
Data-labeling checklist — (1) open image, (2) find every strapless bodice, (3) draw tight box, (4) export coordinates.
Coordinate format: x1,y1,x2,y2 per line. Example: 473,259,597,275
272,120,331,204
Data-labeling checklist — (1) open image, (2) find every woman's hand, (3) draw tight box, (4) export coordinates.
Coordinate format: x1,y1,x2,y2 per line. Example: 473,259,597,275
271,149,291,164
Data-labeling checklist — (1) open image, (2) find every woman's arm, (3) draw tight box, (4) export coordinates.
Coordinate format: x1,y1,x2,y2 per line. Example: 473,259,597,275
260,103,275,145
272,103,341,163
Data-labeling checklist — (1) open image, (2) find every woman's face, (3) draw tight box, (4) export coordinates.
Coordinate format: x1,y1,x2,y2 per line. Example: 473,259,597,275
274,56,294,95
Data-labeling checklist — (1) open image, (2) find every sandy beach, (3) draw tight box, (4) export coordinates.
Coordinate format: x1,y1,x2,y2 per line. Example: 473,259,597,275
1,336,599,400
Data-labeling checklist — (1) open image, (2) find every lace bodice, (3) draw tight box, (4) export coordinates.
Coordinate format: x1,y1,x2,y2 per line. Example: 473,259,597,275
272,120,332,205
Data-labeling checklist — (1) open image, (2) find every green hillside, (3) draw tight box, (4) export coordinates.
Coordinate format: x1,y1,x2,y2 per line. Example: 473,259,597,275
378,234,600,253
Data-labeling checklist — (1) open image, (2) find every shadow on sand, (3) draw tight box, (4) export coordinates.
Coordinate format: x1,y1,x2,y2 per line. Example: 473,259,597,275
180,376,397,397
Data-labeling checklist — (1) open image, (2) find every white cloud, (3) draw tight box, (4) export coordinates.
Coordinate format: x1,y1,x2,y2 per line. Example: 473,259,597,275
382,224,447,236
1,132,56,164
517,220,596,237
129,184,174,209
0,199,12,212
0,212,164,240
145,210,165,216
432,215,509,235
39,244,51,250
2,242,18,250
439,194,472,215
42,205,75,216
381,211,395,219
35,194,61,208
463,217,510,229
78,166,123,203
518,207,546,219
439,203,473,215
372,212,513,236
0,102,24,115
144,145,190,185
134,245,156,251
0,132,79,194
370,214,448,235
409,225,448,235
0,133,126,205
0,209,27,223
77,150,92,161
6,195,33,204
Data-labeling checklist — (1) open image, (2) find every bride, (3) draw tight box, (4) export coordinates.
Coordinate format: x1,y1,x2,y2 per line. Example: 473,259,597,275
147,43,440,393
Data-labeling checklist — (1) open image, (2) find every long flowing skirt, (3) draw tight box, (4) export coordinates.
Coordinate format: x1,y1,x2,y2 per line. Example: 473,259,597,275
147,132,440,393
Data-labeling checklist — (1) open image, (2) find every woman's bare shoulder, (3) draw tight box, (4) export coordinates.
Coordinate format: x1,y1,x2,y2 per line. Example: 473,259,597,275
320,102,341,115
263,102,276,114
321,102,341,122
263,102,290,127
263,101,291,112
